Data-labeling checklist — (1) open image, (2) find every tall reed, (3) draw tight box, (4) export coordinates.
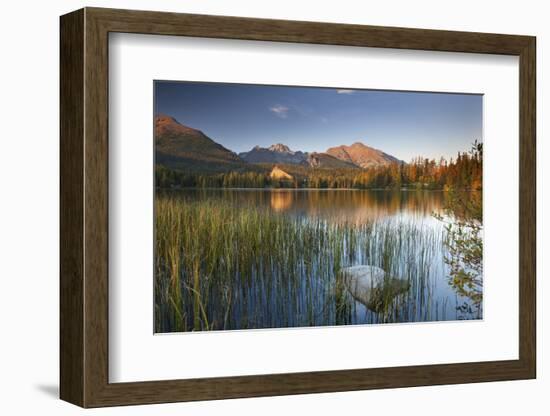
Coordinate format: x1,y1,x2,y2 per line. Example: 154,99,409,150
155,193,449,332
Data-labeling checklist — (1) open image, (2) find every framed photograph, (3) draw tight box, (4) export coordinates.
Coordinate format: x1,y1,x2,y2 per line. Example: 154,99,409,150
60,7,536,407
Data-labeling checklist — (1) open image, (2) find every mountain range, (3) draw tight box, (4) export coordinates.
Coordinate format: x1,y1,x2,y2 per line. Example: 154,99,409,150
239,144,359,169
155,114,403,172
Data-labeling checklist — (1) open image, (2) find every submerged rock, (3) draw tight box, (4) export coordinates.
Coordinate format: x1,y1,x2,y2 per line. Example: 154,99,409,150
340,265,410,313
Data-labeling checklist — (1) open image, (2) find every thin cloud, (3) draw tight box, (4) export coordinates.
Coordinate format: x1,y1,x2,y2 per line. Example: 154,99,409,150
336,89,355,95
269,104,290,118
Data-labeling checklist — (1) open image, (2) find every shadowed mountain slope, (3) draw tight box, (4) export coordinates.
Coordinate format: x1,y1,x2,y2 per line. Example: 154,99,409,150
155,115,246,172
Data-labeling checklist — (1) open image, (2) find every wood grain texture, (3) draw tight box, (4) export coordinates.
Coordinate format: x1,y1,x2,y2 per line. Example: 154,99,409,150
518,38,536,376
89,7,532,54
59,7,537,408
83,10,110,406
59,8,84,407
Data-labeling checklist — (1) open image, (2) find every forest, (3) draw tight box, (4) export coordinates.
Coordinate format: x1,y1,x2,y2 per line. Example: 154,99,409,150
156,141,482,191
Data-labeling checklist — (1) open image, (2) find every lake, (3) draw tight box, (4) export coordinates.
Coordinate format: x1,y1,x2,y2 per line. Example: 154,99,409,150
154,189,482,332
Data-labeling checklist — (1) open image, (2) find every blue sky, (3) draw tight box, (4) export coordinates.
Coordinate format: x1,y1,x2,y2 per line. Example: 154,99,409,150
154,81,482,162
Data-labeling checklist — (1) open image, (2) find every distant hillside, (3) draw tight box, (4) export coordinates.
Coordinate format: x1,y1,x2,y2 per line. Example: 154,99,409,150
270,166,293,180
305,152,359,169
155,115,247,173
326,142,401,168
239,144,307,165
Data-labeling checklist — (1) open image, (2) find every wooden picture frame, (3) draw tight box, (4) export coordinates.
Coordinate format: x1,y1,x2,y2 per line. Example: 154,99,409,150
60,7,536,408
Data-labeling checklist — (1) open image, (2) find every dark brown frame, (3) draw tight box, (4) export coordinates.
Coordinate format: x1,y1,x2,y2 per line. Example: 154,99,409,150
60,7,536,408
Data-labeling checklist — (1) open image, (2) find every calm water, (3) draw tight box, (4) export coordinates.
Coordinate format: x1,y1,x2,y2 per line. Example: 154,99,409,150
159,189,481,330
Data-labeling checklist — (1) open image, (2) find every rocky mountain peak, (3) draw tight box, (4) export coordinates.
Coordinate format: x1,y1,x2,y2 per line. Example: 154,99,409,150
268,143,293,154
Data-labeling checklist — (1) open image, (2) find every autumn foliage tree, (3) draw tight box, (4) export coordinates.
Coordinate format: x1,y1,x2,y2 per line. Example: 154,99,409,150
434,141,483,318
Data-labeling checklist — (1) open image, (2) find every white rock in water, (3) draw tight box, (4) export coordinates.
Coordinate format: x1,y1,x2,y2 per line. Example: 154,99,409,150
341,265,386,301
340,265,409,311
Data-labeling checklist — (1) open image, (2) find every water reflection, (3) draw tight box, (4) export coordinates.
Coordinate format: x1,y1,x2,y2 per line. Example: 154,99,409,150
270,191,293,212
159,189,481,326
177,188,448,225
